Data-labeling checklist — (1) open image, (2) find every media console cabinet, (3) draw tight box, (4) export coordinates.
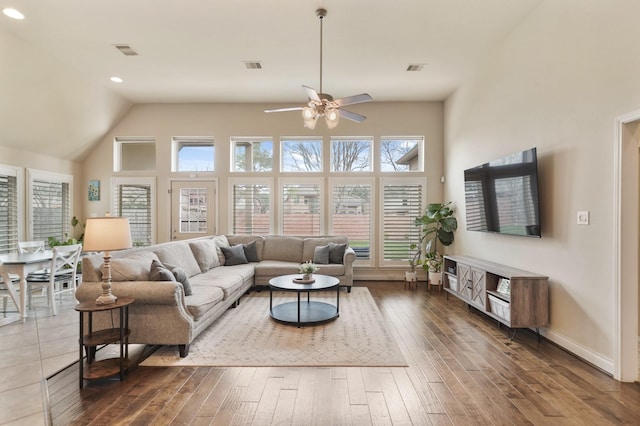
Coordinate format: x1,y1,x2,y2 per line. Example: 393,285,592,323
442,255,549,337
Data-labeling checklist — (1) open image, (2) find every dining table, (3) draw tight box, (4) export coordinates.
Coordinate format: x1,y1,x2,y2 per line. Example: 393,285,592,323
0,250,53,320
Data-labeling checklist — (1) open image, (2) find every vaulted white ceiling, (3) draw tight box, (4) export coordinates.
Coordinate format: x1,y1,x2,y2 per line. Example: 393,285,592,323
0,0,541,160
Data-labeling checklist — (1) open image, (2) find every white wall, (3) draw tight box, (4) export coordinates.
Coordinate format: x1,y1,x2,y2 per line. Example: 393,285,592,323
444,0,640,372
81,101,444,278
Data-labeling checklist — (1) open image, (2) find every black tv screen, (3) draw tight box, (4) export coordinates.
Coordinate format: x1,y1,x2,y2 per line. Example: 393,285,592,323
464,147,541,237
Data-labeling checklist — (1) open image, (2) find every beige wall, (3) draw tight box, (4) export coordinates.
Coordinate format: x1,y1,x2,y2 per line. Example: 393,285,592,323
444,0,640,373
81,101,444,279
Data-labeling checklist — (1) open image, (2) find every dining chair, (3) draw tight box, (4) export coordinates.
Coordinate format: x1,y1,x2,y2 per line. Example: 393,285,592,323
17,240,46,254
26,244,82,315
0,261,20,316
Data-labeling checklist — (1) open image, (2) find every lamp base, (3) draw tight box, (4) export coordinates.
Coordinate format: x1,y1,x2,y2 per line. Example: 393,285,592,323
96,293,118,305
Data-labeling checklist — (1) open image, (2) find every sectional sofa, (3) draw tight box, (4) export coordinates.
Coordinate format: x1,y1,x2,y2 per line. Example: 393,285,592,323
75,234,355,357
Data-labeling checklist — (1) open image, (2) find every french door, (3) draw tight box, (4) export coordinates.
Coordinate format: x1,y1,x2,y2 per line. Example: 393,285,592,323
170,180,217,241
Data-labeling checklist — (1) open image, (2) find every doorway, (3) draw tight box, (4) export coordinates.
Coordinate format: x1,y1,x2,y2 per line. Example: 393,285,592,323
614,112,640,382
170,180,217,241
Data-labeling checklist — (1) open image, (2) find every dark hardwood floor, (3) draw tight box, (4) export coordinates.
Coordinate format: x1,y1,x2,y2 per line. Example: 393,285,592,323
49,282,640,425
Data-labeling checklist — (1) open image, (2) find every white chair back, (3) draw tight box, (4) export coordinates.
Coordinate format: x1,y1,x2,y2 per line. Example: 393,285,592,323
18,240,46,254
0,261,20,314
50,244,83,279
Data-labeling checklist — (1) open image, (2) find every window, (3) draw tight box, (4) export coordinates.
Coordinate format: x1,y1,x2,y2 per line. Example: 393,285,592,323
112,177,156,246
172,137,215,172
280,179,322,235
330,138,372,172
380,178,425,267
329,179,374,264
0,165,21,254
114,137,156,172
28,170,72,246
380,137,424,172
230,179,273,234
281,138,322,172
231,138,273,172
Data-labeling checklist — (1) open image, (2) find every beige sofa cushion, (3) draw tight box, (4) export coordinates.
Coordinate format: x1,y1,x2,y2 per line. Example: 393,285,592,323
254,260,301,277
211,235,230,265
263,236,304,262
110,252,159,281
185,286,224,320
154,242,201,278
189,239,220,271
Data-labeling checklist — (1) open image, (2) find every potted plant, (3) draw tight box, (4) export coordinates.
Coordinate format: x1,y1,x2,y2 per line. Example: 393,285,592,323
412,202,457,285
298,260,319,280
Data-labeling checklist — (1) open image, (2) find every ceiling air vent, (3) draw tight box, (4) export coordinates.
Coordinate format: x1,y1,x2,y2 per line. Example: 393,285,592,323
406,64,424,72
114,44,139,56
243,61,263,69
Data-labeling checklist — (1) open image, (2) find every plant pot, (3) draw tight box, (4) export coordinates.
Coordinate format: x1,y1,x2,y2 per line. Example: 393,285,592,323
303,273,312,281
429,271,442,286
405,271,417,282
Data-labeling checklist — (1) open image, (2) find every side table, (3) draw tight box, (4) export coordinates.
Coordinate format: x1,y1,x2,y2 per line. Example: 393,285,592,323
75,297,134,389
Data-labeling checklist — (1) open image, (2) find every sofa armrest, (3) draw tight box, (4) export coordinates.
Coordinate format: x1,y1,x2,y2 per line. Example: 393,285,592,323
76,280,184,305
342,247,356,287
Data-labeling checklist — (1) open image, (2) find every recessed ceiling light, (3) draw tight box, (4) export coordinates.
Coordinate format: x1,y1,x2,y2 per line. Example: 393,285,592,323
110,76,123,83
3,8,25,20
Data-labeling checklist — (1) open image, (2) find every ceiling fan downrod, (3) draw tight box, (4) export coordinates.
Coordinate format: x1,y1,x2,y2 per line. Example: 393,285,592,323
316,8,326,95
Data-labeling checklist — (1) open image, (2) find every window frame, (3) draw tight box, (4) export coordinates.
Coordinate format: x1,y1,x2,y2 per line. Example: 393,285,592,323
379,136,425,173
328,177,375,267
27,169,73,244
113,137,157,172
111,176,156,246
0,164,24,253
280,137,323,173
329,137,373,173
230,137,274,173
171,136,215,173
228,177,274,234
378,177,426,268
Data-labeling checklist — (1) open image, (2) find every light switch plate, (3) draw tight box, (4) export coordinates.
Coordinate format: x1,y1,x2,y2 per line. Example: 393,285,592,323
577,210,589,225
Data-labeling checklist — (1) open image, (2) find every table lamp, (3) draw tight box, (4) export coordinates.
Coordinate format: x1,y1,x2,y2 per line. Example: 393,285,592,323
82,216,132,305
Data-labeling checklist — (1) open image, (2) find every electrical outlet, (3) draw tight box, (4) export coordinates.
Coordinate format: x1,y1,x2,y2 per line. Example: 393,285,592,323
577,210,589,225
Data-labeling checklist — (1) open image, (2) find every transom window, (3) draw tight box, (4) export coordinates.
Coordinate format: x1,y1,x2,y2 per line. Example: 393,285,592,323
231,138,273,172
330,138,372,172
380,137,424,172
281,138,322,172
114,137,156,172
172,137,215,172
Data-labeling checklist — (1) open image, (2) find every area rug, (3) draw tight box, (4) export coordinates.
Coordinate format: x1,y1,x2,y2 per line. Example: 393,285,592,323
140,287,407,367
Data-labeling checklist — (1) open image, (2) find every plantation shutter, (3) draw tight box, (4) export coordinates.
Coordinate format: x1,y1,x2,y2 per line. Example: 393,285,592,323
32,179,70,245
464,180,488,232
114,183,152,246
281,183,320,236
0,174,18,254
331,183,372,260
232,183,271,235
382,182,423,261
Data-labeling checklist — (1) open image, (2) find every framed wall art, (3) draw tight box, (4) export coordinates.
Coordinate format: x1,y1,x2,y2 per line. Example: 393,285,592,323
88,180,100,201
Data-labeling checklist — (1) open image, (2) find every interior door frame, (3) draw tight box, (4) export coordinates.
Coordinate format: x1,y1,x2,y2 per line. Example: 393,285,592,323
168,178,218,241
613,110,640,382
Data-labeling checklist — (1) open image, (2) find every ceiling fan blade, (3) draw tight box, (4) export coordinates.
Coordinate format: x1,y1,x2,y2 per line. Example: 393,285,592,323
334,93,372,107
303,85,321,102
339,109,367,123
264,107,304,113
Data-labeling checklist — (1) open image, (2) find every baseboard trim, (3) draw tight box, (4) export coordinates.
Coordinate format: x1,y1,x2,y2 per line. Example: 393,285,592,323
540,328,614,375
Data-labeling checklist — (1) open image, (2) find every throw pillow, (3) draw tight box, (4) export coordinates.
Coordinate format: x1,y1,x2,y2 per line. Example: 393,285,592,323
149,259,175,282
313,244,330,264
212,235,230,265
221,244,248,266
243,240,260,262
189,239,220,272
164,262,193,296
328,242,347,264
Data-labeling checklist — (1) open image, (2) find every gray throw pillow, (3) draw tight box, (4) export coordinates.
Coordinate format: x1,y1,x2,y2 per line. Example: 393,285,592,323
149,259,175,282
328,242,347,264
243,240,260,262
313,244,330,264
221,244,248,266
164,262,193,296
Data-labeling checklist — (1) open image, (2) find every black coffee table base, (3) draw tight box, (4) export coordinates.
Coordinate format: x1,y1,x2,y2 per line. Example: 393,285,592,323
270,300,339,326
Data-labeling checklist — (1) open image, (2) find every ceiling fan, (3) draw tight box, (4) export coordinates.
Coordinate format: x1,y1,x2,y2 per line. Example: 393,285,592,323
265,8,373,129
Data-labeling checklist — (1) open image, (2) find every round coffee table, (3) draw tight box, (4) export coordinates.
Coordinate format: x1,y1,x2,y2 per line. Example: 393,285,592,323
268,274,340,327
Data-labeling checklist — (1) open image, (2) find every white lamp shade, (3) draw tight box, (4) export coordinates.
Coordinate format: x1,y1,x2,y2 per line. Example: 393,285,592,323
82,217,133,252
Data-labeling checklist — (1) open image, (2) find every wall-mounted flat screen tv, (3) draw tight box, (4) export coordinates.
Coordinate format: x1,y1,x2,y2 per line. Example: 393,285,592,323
464,147,541,237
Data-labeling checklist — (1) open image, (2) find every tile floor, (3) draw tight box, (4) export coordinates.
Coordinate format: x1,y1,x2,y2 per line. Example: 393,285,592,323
0,293,78,425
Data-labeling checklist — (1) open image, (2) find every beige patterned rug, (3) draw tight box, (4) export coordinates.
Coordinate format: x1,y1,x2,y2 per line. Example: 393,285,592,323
140,287,407,367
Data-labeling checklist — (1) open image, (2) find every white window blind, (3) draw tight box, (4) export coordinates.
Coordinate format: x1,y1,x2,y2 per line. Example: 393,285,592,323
330,181,373,262
231,183,272,234
113,183,152,246
31,179,70,245
0,173,18,254
281,182,321,235
381,179,424,265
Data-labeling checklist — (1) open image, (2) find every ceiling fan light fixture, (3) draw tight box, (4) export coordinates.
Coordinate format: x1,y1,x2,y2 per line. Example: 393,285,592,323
302,106,316,120
325,108,340,129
